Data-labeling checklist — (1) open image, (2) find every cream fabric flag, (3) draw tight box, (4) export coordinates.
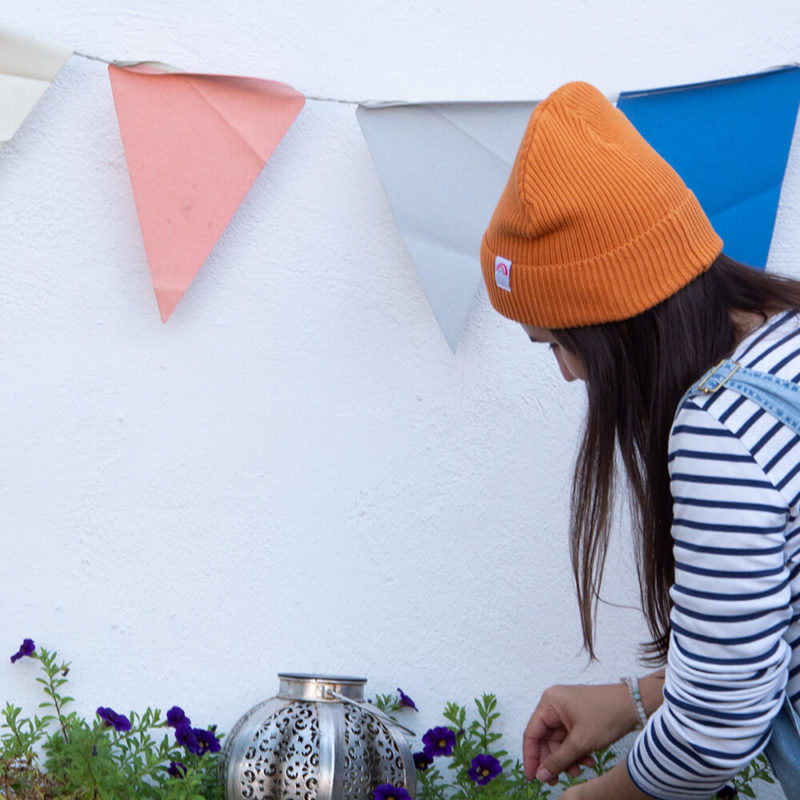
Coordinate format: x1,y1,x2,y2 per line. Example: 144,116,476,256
357,101,536,350
0,28,72,148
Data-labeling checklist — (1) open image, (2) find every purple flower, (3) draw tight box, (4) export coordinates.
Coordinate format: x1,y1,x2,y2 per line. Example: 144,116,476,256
397,688,418,711
174,722,201,755
468,754,502,785
413,751,433,771
96,707,131,732
167,706,190,728
174,722,220,757
373,784,412,800
422,726,456,757
10,639,35,663
167,761,188,778
194,727,222,755
115,714,132,732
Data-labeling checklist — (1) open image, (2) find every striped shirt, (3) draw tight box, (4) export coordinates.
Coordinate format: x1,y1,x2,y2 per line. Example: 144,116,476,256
627,310,800,799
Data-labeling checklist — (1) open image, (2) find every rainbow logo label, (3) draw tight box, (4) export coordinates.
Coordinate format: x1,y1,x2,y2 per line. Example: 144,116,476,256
494,255,512,292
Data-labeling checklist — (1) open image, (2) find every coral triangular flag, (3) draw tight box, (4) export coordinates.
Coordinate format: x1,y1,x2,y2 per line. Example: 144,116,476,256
357,102,536,350
108,64,305,321
0,27,72,148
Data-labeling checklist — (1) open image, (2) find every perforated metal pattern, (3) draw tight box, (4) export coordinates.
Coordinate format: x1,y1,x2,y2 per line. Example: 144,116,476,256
341,705,407,799
234,704,320,800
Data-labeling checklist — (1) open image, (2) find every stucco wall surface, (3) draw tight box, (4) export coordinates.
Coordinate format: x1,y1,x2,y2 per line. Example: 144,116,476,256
2,2,799,797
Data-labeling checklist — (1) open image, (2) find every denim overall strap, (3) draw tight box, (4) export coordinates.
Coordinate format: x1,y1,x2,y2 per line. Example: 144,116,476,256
680,358,800,438
763,697,800,796
679,358,800,792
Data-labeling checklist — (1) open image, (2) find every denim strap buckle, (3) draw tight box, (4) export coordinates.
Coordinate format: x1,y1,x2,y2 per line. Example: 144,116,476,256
696,359,742,395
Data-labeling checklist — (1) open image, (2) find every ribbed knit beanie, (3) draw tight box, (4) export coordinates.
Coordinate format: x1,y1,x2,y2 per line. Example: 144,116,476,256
481,81,723,328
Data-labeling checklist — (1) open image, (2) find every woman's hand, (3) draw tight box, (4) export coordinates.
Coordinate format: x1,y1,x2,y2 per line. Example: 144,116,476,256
523,682,638,785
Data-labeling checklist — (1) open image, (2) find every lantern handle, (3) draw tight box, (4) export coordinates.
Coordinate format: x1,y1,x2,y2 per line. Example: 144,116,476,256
325,689,416,737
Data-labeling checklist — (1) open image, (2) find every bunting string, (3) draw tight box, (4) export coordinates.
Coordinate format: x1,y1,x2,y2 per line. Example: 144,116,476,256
73,50,110,65
75,50,364,105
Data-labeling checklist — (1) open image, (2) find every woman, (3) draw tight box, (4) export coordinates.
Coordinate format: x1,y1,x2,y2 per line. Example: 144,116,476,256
480,81,800,799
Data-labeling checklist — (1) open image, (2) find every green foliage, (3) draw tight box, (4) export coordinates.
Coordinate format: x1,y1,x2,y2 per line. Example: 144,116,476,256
402,693,556,800
3,656,780,800
1,646,223,800
373,694,405,716
721,752,774,798
387,691,777,800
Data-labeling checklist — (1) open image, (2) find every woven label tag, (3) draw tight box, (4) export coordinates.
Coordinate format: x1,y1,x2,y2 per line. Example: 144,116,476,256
494,256,512,292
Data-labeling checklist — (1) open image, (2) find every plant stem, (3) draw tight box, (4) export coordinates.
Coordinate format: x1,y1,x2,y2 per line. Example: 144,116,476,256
12,724,26,755
43,662,69,744
85,736,101,800
480,699,489,751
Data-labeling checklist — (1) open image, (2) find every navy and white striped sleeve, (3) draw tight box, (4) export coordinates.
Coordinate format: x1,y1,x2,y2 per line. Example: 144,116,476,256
627,401,793,800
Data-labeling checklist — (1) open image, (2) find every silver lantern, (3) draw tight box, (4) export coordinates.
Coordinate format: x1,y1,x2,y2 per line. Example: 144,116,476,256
220,674,417,800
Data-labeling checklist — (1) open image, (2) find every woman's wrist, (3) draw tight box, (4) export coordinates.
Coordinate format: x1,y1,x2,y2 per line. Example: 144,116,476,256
620,677,648,730
638,670,665,717
604,681,640,734
617,671,664,734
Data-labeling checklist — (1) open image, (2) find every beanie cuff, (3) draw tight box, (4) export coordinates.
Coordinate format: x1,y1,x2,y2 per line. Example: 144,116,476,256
481,190,723,329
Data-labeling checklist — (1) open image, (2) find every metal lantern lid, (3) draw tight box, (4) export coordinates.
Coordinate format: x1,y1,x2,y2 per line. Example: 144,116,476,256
220,674,416,800
276,674,368,702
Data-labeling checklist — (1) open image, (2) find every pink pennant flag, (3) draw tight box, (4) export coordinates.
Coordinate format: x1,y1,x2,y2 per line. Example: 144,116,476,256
108,63,305,322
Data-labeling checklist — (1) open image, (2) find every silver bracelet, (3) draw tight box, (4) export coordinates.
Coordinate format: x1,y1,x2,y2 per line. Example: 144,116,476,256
621,676,648,730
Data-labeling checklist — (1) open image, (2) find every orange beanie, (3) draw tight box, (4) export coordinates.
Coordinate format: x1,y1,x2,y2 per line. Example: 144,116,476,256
481,81,722,328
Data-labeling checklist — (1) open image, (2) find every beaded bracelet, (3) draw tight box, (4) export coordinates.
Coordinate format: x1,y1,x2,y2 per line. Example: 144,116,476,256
621,676,649,730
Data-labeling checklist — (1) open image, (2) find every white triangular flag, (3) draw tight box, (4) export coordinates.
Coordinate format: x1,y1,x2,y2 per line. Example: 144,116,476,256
357,101,536,350
0,28,72,148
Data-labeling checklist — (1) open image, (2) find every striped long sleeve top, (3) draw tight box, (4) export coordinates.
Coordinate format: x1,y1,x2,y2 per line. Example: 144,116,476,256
627,310,800,799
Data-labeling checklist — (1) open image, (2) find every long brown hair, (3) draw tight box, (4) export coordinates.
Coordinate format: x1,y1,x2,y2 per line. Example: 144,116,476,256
554,254,800,662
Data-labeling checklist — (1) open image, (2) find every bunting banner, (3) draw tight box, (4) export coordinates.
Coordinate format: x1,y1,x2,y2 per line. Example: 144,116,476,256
1,24,799,345
357,101,535,351
0,28,72,149
618,66,800,269
108,63,305,322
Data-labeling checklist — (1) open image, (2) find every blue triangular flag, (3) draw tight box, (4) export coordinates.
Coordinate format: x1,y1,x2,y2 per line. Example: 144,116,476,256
617,66,800,269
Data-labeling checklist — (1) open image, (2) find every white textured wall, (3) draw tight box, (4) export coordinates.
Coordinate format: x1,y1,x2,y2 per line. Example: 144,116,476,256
2,3,799,797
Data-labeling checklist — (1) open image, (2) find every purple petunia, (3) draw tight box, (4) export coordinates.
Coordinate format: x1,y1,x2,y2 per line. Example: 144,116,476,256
96,706,131,732
468,754,502,785
167,706,190,728
174,722,201,755
174,721,221,757
167,761,188,778
195,727,222,755
115,715,132,732
413,751,433,771
373,784,412,800
10,639,35,663
422,726,456,758
396,688,418,712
